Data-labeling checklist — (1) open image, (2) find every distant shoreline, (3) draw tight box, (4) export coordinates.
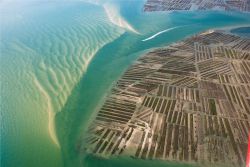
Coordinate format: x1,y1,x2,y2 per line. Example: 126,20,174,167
198,24,250,39
143,0,250,13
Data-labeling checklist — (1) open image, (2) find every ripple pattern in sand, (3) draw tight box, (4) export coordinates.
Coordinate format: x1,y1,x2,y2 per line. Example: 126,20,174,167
1,2,124,147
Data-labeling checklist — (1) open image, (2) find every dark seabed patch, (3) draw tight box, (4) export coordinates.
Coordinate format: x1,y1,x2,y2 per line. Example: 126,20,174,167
231,26,250,38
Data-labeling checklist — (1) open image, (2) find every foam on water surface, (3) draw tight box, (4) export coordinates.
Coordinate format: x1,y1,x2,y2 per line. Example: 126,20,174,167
142,26,181,41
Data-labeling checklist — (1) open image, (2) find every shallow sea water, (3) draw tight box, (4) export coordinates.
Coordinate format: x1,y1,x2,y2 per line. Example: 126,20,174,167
1,0,250,167
231,26,250,38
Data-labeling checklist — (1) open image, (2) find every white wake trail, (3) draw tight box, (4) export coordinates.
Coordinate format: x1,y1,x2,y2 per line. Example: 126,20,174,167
142,26,181,42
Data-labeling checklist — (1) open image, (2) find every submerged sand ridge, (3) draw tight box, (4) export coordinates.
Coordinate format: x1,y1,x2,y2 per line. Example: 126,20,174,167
1,1,145,165
27,2,130,147
82,0,139,34
83,30,250,167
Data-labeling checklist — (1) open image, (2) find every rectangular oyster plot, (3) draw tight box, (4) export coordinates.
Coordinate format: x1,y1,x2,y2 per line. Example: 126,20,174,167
82,31,250,167
144,0,250,12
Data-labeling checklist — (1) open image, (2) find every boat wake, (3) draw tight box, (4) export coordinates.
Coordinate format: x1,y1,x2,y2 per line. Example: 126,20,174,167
142,26,181,41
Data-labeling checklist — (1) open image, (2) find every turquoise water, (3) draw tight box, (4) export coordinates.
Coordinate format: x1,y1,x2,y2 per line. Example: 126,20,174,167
231,26,250,38
1,0,250,167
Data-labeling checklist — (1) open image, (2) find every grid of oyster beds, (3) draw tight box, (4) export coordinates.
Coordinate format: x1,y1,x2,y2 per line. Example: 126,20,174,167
144,0,250,12
83,31,250,167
